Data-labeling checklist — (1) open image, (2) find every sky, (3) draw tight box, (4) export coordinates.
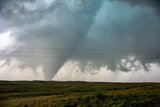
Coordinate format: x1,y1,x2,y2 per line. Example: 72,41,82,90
0,0,160,82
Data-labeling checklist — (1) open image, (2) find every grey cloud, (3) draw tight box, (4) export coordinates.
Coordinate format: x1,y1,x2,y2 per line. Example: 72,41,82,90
0,0,104,79
113,0,160,15
0,0,160,80
73,0,160,71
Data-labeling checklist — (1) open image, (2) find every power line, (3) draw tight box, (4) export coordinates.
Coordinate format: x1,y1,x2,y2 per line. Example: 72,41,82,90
0,45,160,58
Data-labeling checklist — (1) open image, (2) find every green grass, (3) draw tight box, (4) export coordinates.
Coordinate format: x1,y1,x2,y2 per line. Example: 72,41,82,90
0,81,160,107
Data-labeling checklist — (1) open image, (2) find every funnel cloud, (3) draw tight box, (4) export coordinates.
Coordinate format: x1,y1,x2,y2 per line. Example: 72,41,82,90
0,0,160,81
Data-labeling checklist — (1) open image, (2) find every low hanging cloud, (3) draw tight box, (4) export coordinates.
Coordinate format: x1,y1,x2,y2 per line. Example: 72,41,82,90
53,56,160,82
0,58,44,80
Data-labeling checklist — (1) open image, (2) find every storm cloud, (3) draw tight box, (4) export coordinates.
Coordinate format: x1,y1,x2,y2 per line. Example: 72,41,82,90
0,0,160,81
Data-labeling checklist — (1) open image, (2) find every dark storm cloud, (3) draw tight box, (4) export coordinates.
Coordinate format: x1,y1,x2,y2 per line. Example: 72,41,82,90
0,0,104,79
0,0,160,80
74,0,160,71
0,0,55,29
114,0,160,15
0,0,12,10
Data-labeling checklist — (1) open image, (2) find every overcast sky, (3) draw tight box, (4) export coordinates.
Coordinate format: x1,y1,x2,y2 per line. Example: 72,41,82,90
0,0,160,81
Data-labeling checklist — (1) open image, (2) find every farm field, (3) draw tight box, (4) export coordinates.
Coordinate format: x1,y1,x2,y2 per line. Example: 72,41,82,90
0,81,160,107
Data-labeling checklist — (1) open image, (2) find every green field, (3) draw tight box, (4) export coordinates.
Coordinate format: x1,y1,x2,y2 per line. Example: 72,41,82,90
0,81,160,107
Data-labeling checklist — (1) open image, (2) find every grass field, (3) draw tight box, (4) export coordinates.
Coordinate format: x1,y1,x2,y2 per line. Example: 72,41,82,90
0,81,160,107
